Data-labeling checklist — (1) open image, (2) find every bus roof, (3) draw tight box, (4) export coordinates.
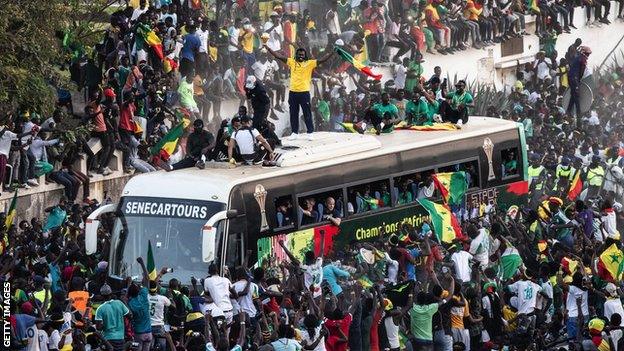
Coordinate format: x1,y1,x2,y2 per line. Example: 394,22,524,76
123,117,520,202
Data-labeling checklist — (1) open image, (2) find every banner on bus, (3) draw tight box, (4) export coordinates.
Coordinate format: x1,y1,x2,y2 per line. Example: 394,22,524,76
120,196,225,220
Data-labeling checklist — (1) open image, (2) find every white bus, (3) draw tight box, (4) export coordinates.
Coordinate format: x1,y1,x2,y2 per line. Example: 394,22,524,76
85,117,528,284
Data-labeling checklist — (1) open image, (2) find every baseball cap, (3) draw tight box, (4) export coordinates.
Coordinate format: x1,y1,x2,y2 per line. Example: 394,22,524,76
103,87,116,98
245,75,257,89
100,283,112,296
270,11,279,17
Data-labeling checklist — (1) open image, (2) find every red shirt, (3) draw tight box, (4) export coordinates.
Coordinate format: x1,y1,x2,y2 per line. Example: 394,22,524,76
119,102,136,132
370,309,382,351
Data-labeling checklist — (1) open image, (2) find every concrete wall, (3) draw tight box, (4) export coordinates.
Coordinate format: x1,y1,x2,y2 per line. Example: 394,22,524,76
1,148,132,223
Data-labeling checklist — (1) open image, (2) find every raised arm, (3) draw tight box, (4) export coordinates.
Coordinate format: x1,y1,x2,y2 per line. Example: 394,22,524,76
317,49,335,65
136,257,150,287
264,44,287,64
278,240,300,265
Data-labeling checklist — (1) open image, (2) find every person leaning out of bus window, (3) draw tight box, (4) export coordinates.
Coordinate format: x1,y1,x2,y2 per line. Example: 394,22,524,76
300,198,319,226
276,199,295,227
227,116,274,166
321,197,342,226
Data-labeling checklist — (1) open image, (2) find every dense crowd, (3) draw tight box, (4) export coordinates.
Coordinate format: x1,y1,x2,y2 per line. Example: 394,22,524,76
5,0,624,350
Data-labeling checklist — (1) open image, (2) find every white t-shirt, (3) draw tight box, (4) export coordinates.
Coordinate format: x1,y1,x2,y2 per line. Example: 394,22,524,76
539,281,554,322
534,58,552,80
233,280,259,317
451,251,473,283
325,10,341,35
232,128,260,156
0,129,18,157
384,252,398,284
301,257,324,298
38,329,49,351
148,294,172,326
25,323,40,351
394,64,406,89
204,275,234,312
384,316,400,349
228,26,240,52
252,61,269,81
604,298,624,325
469,229,491,268
263,22,284,52
566,285,589,318
507,280,541,314
196,29,209,53
300,326,326,351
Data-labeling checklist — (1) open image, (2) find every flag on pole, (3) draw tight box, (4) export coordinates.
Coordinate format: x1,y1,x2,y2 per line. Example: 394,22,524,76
432,172,468,206
567,171,583,201
147,240,157,281
498,246,523,280
417,199,462,243
334,46,382,80
597,244,624,282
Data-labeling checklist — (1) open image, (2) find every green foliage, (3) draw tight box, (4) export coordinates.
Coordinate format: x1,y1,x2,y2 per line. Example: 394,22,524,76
0,0,116,116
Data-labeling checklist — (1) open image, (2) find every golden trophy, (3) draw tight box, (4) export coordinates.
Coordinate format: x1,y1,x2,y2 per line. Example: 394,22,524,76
254,184,269,232
483,137,496,181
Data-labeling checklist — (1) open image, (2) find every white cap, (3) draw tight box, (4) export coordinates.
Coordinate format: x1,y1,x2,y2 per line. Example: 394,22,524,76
606,283,618,297
245,75,257,89
335,39,345,46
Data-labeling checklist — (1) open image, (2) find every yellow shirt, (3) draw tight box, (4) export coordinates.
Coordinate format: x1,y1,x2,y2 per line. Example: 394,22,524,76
240,31,254,54
287,58,317,92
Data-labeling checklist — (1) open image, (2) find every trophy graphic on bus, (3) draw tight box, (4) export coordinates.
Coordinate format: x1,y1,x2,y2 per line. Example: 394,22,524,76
483,138,496,181
254,184,269,232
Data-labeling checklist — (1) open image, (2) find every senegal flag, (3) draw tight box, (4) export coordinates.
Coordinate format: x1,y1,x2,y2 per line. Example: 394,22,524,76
1,190,17,255
150,113,191,160
5,190,17,229
138,24,164,60
334,46,382,81
417,199,462,243
597,243,624,282
433,172,468,206
147,240,157,281
567,171,583,201
395,122,460,131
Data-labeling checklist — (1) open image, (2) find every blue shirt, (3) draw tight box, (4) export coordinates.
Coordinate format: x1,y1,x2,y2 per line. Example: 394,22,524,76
14,314,36,348
322,264,350,296
128,287,152,334
405,248,422,281
43,206,67,232
180,33,201,62
48,263,61,293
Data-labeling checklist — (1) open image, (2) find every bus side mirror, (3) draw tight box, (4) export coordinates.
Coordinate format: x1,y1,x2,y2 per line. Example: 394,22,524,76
202,209,238,263
85,204,117,255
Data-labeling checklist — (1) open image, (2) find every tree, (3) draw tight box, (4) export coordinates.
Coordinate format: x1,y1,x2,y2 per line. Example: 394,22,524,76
0,0,117,117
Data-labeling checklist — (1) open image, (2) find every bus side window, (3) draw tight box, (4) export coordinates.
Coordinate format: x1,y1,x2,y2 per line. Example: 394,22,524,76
274,196,295,229
347,179,391,214
501,147,519,178
438,160,480,188
298,189,344,226
394,169,436,205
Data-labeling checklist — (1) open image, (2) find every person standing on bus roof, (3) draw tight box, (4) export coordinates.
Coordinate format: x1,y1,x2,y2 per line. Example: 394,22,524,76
264,44,334,141
228,116,275,166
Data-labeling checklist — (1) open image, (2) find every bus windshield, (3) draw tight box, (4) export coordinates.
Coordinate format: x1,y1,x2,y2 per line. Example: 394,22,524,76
109,196,225,284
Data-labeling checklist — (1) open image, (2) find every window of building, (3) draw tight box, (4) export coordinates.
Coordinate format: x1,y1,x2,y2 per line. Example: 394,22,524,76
393,169,437,205
347,179,391,215
297,189,344,226
501,147,519,178
438,159,480,188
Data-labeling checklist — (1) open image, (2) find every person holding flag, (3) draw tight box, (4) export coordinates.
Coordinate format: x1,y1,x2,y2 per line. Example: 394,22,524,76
264,42,333,141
